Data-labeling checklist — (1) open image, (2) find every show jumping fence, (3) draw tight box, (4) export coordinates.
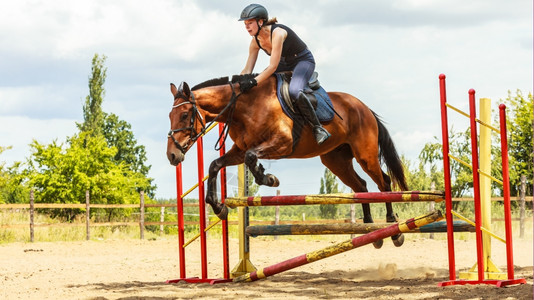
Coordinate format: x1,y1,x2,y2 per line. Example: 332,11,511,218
437,74,526,287
165,73,532,287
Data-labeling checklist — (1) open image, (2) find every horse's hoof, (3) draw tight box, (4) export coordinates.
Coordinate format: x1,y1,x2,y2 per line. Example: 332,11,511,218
215,205,228,220
392,233,404,247
372,239,383,249
266,174,280,187
387,213,400,223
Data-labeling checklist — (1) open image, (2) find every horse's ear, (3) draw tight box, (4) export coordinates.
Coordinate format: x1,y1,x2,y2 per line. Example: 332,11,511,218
178,82,191,99
170,83,178,97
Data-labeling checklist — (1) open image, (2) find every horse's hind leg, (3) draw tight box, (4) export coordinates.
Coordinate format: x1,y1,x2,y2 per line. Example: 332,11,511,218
319,145,384,249
244,150,279,187
352,146,404,247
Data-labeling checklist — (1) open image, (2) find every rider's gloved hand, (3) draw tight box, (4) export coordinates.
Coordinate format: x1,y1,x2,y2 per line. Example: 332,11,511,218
239,78,257,93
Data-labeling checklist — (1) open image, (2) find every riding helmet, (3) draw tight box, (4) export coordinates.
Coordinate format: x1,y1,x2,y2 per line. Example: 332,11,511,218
238,4,268,21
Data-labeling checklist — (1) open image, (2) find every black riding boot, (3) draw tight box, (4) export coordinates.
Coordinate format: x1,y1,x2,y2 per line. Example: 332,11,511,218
296,91,331,145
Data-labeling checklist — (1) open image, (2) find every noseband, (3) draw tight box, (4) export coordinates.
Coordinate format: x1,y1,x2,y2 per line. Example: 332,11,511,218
168,82,240,153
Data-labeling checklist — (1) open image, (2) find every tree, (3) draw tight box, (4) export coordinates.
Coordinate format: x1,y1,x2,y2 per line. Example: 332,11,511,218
77,54,155,197
497,90,533,196
417,89,532,201
402,155,444,192
0,146,8,203
0,147,29,204
242,167,259,196
419,130,475,198
102,112,155,196
25,132,151,220
319,168,341,218
78,54,107,136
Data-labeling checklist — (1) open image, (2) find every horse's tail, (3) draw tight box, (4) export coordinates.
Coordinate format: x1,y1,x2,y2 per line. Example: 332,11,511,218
372,111,408,191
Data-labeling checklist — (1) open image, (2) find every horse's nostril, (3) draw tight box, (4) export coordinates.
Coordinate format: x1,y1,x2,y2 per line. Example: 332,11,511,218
171,153,176,161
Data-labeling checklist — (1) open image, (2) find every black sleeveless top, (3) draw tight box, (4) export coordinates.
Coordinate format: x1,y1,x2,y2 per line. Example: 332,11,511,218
255,24,308,58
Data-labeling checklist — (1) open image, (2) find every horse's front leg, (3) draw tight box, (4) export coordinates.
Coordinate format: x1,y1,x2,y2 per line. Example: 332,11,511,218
205,146,245,220
244,150,279,187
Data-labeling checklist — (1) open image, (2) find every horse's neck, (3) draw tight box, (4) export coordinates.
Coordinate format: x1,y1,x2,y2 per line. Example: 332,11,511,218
194,86,233,121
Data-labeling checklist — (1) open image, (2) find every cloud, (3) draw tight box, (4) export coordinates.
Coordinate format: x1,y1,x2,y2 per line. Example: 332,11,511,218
0,0,532,199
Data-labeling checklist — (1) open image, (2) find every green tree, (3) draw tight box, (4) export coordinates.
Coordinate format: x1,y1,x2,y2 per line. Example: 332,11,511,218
497,90,533,195
319,168,341,218
78,54,107,136
0,147,29,204
417,89,532,202
102,113,155,196
0,146,10,204
77,54,155,197
25,132,151,220
245,168,259,196
419,130,474,198
402,155,444,192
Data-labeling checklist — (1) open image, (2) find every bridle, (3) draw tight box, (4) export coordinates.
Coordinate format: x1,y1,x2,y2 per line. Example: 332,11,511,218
167,91,205,154
167,82,241,153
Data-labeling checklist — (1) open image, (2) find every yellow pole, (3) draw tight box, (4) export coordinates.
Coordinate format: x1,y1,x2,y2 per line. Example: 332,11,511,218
230,164,256,277
460,97,506,280
479,98,492,271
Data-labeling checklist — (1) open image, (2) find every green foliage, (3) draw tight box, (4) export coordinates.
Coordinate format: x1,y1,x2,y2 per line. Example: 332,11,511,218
497,90,533,195
77,54,107,136
319,168,341,219
245,169,259,196
25,132,151,220
414,89,532,213
419,130,475,198
102,112,155,197
76,53,155,197
0,146,9,204
402,155,444,191
0,147,29,204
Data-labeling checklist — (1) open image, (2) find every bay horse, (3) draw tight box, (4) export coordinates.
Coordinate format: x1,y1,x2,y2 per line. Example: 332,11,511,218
166,74,408,248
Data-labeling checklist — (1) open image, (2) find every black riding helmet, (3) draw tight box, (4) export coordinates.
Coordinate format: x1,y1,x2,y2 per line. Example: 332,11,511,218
238,4,268,21
239,4,268,37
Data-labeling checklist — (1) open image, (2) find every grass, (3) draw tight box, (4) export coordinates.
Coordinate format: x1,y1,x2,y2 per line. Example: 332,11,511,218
0,201,531,244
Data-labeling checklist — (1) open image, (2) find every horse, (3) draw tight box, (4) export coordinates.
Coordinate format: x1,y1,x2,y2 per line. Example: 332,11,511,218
166,74,408,248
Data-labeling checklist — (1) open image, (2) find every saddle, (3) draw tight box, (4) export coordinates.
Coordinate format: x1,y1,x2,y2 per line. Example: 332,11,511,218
275,72,334,123
274,72,336,155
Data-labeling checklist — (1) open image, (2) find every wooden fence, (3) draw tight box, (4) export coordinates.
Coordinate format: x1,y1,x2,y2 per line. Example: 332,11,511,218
0,190,531,242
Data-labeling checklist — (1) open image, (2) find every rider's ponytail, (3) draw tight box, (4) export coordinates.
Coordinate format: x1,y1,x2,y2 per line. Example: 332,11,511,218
264,17,278,26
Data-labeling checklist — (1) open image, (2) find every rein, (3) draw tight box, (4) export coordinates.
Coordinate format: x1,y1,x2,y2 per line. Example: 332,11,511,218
168,82,241,152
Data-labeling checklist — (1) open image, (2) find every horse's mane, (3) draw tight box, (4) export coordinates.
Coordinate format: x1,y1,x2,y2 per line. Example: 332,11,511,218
191,74,259,91
191,76,229,91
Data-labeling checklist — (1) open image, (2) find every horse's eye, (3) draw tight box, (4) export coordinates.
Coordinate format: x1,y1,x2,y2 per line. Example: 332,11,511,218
180,112,189,122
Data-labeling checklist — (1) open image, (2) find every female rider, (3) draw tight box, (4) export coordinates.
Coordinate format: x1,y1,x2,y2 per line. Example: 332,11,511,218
238,4,330,145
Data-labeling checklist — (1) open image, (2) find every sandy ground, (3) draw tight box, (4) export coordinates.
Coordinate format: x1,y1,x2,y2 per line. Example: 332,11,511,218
1,235,532,300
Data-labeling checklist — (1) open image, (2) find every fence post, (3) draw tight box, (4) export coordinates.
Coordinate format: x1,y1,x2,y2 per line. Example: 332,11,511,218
429,182,436,240
519,175,526,239
275,190,280,240
86,190,90,241
160,206,165,235
350,204,356,239
30,189,34,243
140,191,145,240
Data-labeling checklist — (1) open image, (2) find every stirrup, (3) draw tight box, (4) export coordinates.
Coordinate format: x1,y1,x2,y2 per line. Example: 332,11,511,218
313,126,331,145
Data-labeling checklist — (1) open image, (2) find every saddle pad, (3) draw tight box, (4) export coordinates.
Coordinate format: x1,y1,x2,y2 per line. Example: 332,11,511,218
275,73,334,123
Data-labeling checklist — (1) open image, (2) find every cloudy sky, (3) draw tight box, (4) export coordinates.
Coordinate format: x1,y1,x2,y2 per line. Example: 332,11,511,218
1,1,532,199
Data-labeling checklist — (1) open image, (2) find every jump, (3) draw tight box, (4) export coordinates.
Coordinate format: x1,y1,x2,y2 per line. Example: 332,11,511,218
166,74,407,248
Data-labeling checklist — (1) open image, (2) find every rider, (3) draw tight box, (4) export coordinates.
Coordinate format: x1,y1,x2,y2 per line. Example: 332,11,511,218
238,4,331,145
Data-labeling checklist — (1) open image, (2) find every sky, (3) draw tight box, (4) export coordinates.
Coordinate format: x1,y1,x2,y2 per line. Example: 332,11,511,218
0,0,532,200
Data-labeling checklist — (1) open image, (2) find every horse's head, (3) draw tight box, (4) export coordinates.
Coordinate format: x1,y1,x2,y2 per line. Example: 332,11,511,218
167,82,206,166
